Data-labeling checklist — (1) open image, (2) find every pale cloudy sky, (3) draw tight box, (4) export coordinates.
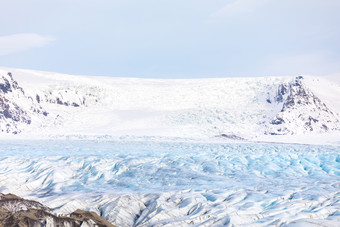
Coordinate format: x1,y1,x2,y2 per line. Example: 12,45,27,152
0,0,339,78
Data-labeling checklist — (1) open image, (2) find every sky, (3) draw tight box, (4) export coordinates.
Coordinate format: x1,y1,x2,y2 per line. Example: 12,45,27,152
0,0,339,78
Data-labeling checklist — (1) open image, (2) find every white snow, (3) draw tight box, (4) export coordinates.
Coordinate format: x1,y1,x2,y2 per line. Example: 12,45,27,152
0,67,339,143
303,75,340,115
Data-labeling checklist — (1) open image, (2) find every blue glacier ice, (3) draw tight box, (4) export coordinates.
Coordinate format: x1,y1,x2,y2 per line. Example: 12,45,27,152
0,140,339,226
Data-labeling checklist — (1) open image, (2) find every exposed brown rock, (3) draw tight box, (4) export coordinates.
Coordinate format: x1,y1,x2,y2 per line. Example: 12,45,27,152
70,209,116,227
0,193,116,227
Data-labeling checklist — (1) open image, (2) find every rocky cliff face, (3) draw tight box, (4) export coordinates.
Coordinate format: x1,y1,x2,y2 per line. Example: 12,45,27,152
39,86,98,107
0,193,115,227
0,71,101,135
0,72,48,134
266,76,340,135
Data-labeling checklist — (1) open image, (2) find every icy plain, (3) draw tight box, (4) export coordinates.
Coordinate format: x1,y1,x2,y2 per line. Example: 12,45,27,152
0,140,339,226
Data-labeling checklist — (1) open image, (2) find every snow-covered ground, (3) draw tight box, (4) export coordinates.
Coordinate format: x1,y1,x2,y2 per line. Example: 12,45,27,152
0,140,339,226
0,67,339,143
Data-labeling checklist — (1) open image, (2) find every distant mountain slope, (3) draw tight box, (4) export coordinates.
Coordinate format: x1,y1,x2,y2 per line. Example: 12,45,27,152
0,72,48,134
0,67,339,140
266,76,340,135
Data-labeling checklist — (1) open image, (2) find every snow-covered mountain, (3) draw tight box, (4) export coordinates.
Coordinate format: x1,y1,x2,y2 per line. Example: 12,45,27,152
0,67,339,141
0,72,48,134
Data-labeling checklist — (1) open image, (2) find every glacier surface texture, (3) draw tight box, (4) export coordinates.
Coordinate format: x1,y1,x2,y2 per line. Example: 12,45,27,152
0,140,339,226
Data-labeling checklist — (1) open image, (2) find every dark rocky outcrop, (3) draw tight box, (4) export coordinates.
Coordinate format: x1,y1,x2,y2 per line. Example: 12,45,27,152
0,193,116,227
0,73,24,95
0,73,33,134
0,72,51,134
43,88,90,107
267,77,340,135
275,83,289,103
0,96,31,124
218,134,245,140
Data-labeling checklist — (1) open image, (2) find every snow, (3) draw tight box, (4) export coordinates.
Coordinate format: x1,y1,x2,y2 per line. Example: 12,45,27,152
0,67,339,143
0,140,339,226
1,67,340,226
303,75,340,115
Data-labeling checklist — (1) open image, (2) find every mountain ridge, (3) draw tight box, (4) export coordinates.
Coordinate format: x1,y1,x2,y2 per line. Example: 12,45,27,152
0,67,339,142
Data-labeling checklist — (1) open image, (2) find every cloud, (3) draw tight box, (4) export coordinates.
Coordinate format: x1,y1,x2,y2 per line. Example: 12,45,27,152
212,0,270,17
0,33,55,56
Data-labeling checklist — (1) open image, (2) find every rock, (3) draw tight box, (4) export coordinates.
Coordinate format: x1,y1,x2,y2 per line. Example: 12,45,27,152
0,72,49,134
218,134,245,140
267,77,340,135
0,193,116,227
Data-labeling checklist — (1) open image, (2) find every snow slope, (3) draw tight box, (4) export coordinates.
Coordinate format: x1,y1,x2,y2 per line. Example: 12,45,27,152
0,67,339,143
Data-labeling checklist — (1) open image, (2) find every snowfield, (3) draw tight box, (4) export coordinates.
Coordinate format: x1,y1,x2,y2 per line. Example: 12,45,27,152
0,140,339,226
0,67,340,226
0,67,339,142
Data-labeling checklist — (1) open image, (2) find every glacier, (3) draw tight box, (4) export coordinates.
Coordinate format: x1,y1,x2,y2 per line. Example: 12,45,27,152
0,140,339,226
1,67,340,226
